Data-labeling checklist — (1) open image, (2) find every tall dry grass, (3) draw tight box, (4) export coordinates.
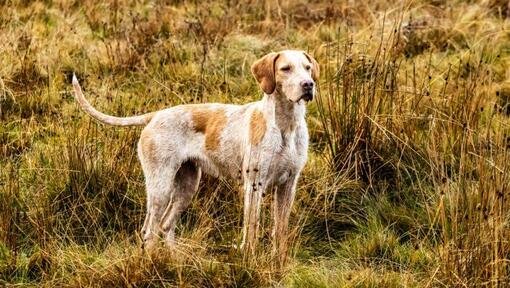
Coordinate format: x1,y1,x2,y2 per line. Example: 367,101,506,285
1,0,510,286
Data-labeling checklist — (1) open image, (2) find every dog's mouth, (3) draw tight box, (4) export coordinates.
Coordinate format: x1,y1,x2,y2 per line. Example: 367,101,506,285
300,92,314,102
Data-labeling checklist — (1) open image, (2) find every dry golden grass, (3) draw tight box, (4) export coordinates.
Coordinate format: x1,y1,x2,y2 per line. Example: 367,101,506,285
1,0,510,286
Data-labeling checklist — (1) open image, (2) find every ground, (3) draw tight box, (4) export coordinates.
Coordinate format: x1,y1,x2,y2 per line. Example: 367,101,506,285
1,0,510,287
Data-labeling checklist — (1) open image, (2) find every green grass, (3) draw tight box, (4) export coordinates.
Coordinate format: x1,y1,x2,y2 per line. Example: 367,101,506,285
1,0,510,286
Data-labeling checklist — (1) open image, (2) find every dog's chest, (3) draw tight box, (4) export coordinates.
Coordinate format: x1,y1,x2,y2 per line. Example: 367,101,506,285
270,126,308,184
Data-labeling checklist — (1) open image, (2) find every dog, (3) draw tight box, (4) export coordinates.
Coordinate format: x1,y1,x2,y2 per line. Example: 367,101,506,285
71,50,319,254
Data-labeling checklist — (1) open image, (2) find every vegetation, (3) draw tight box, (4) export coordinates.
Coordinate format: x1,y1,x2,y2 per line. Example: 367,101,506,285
1,0,510,286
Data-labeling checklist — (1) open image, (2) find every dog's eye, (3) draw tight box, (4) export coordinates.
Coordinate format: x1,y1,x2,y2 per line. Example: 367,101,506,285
305,65,311,71
281,66,291,71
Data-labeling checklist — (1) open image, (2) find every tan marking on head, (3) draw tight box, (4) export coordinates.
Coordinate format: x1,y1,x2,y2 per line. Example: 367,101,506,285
249,109,266,146
140,129,157,163
189,107,228,151
251,52,280,94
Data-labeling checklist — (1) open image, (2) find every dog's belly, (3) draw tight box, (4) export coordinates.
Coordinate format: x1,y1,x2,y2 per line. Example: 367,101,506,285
196,153,242,179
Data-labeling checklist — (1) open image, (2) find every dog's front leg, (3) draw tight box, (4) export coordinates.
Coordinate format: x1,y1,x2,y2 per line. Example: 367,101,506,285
272,173,298,263
241,178,263,254
240,162,270,254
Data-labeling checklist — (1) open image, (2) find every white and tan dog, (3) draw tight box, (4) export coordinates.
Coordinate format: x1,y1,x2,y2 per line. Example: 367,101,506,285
72,50,319,253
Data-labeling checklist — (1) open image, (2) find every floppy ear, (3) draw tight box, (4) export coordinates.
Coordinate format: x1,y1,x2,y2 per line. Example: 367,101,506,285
303,52,320,82
251,52,280,95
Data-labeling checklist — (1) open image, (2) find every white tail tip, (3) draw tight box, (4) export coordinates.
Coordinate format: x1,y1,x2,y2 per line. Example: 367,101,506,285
72,73,79,85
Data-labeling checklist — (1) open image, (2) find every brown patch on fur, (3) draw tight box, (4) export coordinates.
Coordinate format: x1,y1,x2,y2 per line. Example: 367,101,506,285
189,107,228,151
249,109,266,145
140,129,157,163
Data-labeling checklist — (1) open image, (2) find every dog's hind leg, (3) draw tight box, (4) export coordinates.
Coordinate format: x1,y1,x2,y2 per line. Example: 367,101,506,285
160,160,201,246
141,166,179,250
141,207,150,242
138,129,183,250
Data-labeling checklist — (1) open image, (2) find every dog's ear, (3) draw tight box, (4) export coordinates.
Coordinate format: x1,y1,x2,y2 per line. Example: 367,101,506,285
251,52,280,95
303,52,320,82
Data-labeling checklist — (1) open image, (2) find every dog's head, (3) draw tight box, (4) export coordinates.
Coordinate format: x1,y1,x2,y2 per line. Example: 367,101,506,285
251,50,319,103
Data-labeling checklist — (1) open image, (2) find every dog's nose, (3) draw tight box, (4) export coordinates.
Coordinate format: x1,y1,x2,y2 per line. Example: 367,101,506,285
301,80,314,90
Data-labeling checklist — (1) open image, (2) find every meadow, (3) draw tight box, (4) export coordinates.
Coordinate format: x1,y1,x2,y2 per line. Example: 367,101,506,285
1,0,510,286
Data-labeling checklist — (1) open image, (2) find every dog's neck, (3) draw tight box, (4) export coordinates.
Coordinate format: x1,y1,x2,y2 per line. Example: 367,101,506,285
261,92,306,135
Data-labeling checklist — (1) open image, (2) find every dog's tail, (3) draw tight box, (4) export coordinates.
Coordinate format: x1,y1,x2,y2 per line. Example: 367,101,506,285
71,74,154,126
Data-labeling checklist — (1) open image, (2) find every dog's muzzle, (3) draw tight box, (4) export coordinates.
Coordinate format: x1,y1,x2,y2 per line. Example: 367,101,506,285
300,80,314,102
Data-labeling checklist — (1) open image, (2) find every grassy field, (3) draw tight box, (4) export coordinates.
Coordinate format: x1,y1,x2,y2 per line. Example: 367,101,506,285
1,0,510,286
